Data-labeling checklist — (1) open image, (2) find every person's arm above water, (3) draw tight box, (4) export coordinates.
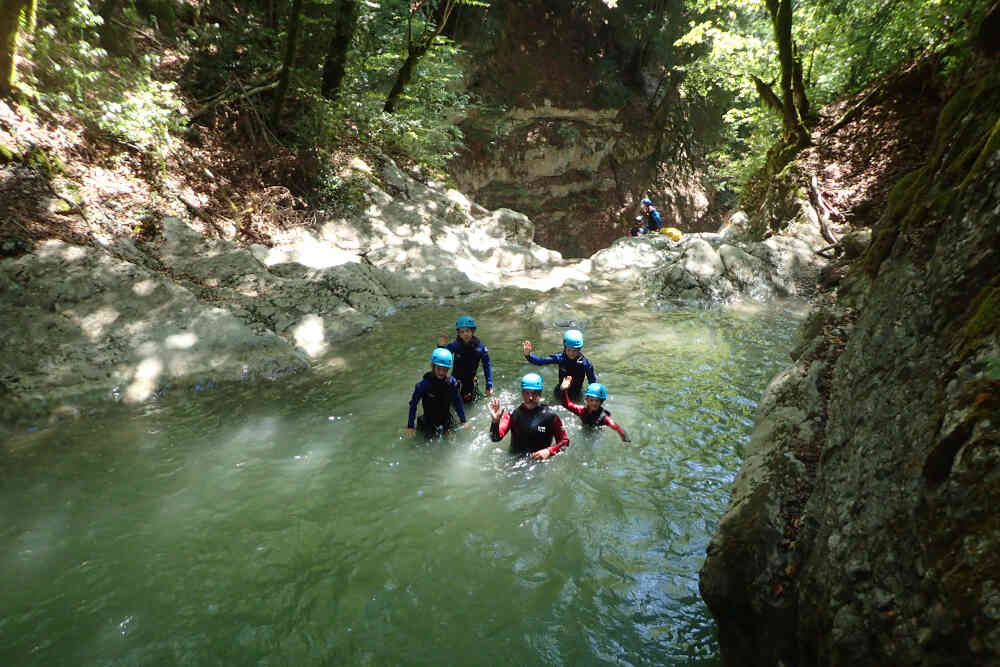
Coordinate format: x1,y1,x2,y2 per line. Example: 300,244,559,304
480,344,494,396
450,378,468,425
560,377,584,415
601,415,630,442
522,340,559,365
488,398,510,441
405,381,426,436
531,415,569,459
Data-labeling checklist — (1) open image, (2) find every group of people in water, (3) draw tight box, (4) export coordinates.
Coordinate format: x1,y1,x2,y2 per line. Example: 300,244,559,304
405,316,629,460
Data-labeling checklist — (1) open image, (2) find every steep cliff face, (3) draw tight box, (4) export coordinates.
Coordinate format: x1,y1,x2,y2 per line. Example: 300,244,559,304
448,3,713,257
699,54,1000,665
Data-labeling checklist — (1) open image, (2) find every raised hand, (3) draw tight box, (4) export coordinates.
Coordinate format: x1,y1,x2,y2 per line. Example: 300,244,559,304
560,376,571,391
522,340,533,356
437,334,449,346
487,397,503,421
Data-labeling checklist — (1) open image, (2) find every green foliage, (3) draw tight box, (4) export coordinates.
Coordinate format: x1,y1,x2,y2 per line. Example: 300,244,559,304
298,3,472,171
316,169,369,216
675,1,776,196
26,0,186,160
676,0,995,199
806,0,994,93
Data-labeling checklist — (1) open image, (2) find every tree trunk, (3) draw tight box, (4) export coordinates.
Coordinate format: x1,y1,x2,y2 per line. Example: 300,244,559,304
383,44,428,113
271,0,305,127
99,0,127,55
792,43,810,121
25,0,36,34
383,0,455,113
751,74,783,113
321,0,360,102
0,0,29,98
765,0,810,146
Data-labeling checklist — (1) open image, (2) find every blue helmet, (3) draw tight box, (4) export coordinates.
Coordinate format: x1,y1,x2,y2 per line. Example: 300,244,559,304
584,383,607,400
563,329,584,349
641,198,653,206
456,315,476,330
520,373,544,391
430,347,453,368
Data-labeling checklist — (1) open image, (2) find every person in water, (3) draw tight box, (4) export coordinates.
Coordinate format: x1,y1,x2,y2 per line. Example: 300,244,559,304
436,315,494,402
405,347,468,438
559,377,630,442
522,328,597,401
488,373,569,460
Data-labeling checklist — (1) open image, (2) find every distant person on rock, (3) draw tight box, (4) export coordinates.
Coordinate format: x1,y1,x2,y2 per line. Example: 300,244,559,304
405,347,468,438
559,377,630,442
488,373,570,460
522,329,597,402
630,197,663,236
436,315,494,403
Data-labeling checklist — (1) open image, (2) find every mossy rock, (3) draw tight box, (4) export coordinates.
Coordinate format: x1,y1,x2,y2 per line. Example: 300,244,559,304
22,145,65,177
958,275,1000,360
0,141,20,164
858,68,1000,279
0,234,35,257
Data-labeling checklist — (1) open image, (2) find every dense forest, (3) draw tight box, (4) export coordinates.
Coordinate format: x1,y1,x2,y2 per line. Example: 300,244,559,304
1,0,996,253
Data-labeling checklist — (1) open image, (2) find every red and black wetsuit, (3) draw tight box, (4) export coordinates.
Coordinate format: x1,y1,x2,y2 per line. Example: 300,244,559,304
490,404,569,456
562,391,629,442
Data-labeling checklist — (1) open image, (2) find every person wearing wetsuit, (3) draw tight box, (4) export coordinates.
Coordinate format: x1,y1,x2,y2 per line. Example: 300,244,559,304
488,373,569,460
405,347,467,438
630,197,663,236
522,329,597,402
436,315,493,402
560,378,630,442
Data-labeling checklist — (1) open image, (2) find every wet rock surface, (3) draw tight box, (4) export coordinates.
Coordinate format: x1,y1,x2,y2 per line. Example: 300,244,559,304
699,64,1000,665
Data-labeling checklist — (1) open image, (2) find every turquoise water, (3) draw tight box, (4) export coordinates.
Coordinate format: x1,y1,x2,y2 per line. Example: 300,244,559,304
0,289,804,665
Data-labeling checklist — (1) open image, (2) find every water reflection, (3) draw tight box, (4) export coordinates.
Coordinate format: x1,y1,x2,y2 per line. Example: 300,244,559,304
1,291,803,665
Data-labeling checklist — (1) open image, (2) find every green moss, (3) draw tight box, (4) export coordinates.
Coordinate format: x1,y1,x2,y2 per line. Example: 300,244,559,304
934,83,975,144
958,116,1000,191
860,226,899,278
22,145,64,176
958,275,1000,360
885,169,923,223
863,73,1000,282
861,168,926,277
0,142,18,163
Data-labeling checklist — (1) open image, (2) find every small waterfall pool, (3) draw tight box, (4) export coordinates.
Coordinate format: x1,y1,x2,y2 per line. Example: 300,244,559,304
1,287,805,665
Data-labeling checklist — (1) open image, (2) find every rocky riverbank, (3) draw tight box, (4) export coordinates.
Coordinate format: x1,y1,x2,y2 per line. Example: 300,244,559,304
698,53,1000,665
1,151,828,432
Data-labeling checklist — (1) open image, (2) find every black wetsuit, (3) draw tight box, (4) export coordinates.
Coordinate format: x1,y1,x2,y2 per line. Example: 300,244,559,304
442,337,493,401
407,372,466,436
524,351,597,400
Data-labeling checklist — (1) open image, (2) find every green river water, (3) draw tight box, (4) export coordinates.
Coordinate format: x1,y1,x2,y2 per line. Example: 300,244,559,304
1,288,805,665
